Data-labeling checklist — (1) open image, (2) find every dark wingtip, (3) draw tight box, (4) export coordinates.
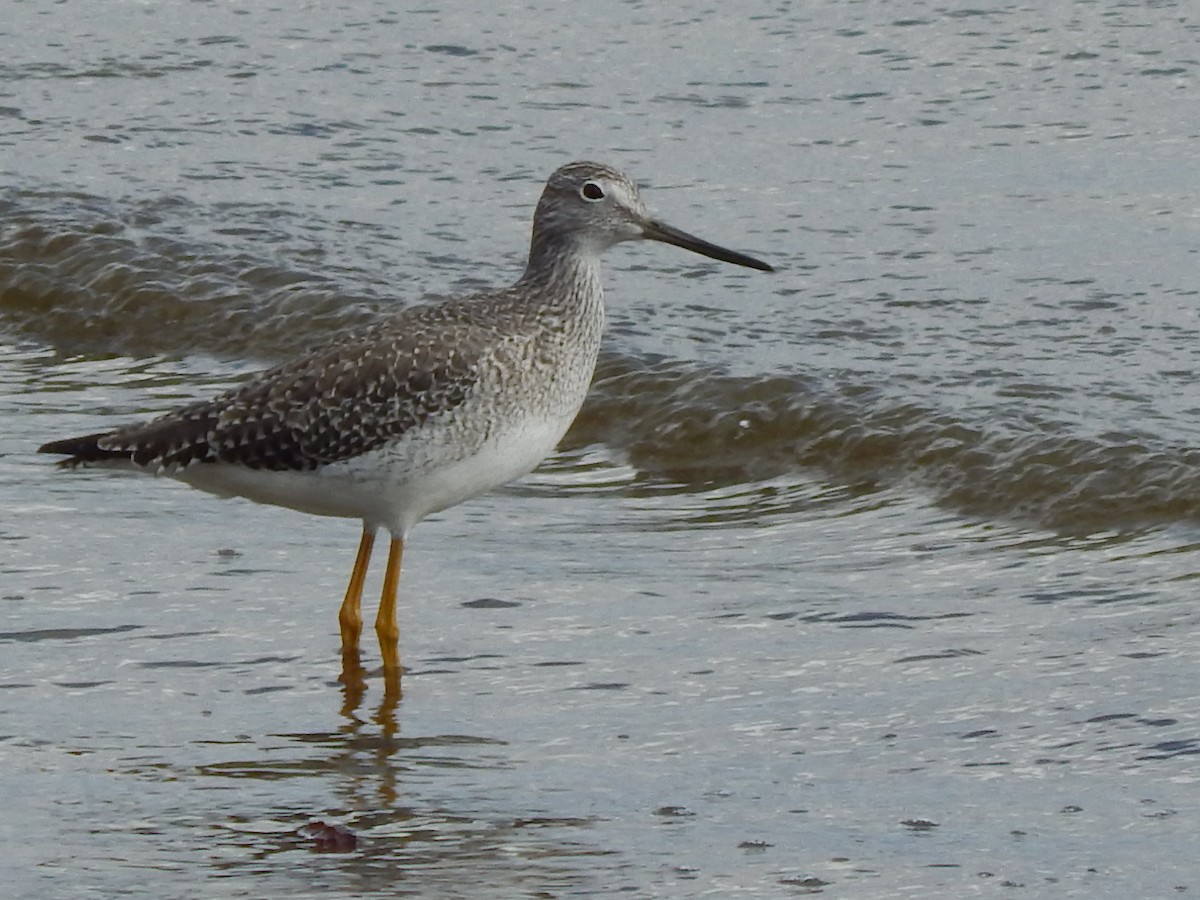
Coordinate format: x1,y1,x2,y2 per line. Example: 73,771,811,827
39,435,92,456
38,433,124,464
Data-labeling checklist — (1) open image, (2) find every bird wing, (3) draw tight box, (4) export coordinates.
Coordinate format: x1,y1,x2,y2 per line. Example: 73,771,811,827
40,311,487,472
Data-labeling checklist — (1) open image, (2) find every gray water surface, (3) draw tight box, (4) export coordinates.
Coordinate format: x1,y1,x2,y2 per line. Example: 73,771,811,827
3,1,1200,897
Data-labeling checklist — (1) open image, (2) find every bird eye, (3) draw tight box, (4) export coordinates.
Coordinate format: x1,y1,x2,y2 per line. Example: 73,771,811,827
580,181,605,201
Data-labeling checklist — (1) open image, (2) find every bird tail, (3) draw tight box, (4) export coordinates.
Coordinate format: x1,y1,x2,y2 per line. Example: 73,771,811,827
38,433,129,468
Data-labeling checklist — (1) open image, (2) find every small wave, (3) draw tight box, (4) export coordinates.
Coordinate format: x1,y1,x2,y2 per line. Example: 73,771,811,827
0,190,384,359
570,356,1200,535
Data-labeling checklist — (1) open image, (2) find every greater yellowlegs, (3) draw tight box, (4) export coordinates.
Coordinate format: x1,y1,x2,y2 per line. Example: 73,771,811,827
39,161,773,683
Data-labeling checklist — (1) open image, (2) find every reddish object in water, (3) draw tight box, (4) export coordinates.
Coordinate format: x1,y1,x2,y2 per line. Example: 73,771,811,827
300,820,357,853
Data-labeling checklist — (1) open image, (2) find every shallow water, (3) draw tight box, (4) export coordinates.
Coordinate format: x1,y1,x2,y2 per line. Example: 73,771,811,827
3,1,1200,897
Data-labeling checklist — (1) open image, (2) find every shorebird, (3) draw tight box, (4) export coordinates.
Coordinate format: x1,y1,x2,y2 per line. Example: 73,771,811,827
39,161,774,685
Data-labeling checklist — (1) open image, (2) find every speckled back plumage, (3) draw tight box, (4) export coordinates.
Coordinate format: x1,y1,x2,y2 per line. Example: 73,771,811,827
47,309,482,473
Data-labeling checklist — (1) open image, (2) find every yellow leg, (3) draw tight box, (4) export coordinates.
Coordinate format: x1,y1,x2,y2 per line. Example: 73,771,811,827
339,527,375,652
376,536,404,680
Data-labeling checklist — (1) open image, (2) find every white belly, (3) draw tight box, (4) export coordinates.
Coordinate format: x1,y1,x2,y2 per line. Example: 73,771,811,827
177,413,573,536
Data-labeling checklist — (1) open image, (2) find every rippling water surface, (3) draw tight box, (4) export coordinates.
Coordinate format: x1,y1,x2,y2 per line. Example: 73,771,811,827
3,1,1200,897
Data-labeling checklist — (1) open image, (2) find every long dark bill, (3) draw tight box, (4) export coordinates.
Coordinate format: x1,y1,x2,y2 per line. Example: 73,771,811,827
643,219,774,272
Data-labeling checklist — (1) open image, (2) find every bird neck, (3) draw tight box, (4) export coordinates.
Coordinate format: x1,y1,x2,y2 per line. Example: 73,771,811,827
519,231,604,310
